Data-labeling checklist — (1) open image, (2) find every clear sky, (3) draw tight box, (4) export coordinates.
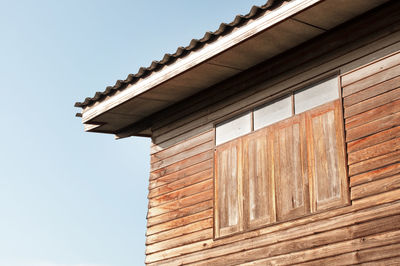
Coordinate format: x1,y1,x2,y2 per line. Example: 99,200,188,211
0,1,266,265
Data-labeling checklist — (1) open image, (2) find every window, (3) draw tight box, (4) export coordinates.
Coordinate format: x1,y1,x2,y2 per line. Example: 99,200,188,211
214,75,349,238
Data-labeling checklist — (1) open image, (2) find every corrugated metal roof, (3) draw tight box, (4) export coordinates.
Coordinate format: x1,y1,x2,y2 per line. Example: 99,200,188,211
74,0,284,110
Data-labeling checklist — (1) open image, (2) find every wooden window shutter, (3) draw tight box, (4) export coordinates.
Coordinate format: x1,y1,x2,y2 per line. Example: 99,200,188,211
272,116,310,221
214,138,243,238
242,128,276,229
306,100,349,212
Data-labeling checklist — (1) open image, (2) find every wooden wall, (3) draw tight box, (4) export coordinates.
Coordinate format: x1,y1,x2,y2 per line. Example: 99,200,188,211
144,2,400,265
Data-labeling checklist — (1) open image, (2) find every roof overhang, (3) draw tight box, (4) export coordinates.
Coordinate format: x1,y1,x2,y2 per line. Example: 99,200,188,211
77,0,389,138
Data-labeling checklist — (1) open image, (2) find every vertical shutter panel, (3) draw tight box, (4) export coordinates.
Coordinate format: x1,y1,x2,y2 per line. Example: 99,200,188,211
214,138,242,237
307,100,349,212
243,128,276,229
273,116,310,221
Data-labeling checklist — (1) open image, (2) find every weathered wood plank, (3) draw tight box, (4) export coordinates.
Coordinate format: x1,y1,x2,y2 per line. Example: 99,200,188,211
148,179,213,208
342,63,400,97
345,111,400,142
148,168,213,199
150,141,214,171
147,200,212,227
241,230,400,266
146,218,212,245
145,228,213,255
343,75,400,107
146,209,213,236
360,256,400,266
151,130,213,158
344,87,400,118
341,50,400,87
146,191,400,264
351,173,400,200
149,159,212,190
147,189,213,218
348,149,400,176
292,243,400,266
350,162,400,186
193,215,400,265
347,126,400,153
348,137,400,165
150,150,213,181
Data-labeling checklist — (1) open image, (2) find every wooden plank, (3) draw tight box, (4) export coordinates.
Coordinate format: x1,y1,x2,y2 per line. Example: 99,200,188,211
296,243,400,266
351,173,400,200
346,99,400,130
347,126,400,153
150,141,213,171
241,229,400,266
348,149,400,176
360,256,400,266
344,87,400,118
147,189,213,218
341,50,400,87
147,200,212,227
343,75,400,107
146,197,400,264
350,162,400,186
242,128,276,229
146,209,213,236
348,137,400,165
150,130,213,159
149,159,212,190
150,150,213,181
148,179,213,208
342,63,400,97
148,168,213,199
192,215,400,265
214,138,243,238
345,111,400,142
145,228,213,255
273,116,309,221
146,218,212,245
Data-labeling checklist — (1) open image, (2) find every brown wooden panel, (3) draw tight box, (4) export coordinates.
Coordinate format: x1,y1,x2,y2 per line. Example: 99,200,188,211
342,63,400,97
147,200,213,227
344,87,400,118
347,126,400,153
214,138,243,237
341,50,400,87
148,168,213,199
343,75,400,108
149,179,213,208
151,130,213,160
192,215,400,265
348,137,400,165
146,191,400,264
272,115,309,221
351,174,400,200
242,128,276,229
307,101,349,211
345,111,400,142
147,209,213,236
150,150,213,181
349,149,400,176
350,162,400,186
146,218,212,245
360,256,400,266
147,189,213,218
297,243,400,266
149,159,212,190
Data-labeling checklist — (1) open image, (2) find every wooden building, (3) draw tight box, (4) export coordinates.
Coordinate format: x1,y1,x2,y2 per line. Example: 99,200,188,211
75,0,400,264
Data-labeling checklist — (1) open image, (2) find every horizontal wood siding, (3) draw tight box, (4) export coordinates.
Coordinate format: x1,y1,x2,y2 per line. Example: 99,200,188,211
145,3,400,264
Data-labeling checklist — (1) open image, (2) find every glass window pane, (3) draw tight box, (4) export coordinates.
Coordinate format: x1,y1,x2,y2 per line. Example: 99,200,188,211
295,75,339,114
254,96,292,130
216,112,251,145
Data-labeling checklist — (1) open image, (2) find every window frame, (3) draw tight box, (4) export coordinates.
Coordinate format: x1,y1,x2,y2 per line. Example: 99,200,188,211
213,73,350,239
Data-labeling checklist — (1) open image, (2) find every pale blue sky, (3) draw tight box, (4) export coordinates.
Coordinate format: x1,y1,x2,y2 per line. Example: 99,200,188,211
0,1,266,265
